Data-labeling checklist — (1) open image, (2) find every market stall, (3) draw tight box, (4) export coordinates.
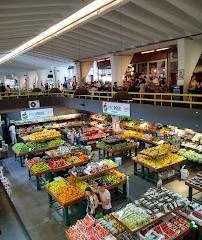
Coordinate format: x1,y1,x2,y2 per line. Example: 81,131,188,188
44,159,127,225
97,138,138,161
65,187,192,240
185,176,202,204
132,144,185,183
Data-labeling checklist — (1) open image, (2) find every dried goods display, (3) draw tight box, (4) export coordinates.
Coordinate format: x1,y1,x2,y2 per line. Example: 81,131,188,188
67,215,113,240
186,176,202,189
30,129,61,142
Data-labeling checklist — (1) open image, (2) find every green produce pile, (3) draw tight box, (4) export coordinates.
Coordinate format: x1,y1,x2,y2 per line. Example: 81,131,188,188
13,139,65,154
102,174,119,184
0,148,3,152
13,143,29,153
166,138,180,145
97,140,134,151
42,156,51,163
31,162,51,173
178,149,202,163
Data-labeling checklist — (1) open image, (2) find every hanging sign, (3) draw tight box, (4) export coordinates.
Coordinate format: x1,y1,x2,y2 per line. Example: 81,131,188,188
103,102,130,118
21,108,53,121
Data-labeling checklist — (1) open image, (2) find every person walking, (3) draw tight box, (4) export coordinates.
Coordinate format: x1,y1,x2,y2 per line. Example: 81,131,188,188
9,123,17,145
76,129,84,145
5,85,11,93
67,129,75,145
85,187,98,217
97,183,112,215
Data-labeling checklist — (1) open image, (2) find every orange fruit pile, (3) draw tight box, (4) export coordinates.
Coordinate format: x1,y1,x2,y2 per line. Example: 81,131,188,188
57,185,84,204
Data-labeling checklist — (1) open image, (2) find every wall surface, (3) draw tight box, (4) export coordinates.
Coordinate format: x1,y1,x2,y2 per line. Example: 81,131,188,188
0,97,201,131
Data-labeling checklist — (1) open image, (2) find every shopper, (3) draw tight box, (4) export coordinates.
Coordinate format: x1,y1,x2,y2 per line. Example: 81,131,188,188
188,76,198,94
97,183,112,215
9,123,17,145
0,83,5,95
45,83,49,91
67,129,75,145
85,187,98,217
113,82,118,92
76,129,84,145
139,79,146,104
5,85,11,93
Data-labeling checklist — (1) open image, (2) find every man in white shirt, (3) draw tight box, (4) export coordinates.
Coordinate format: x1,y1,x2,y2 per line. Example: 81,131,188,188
97,183,112,215
9,123,17,144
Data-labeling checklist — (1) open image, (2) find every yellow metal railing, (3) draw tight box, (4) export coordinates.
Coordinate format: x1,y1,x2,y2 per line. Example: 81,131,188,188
0,90,201,109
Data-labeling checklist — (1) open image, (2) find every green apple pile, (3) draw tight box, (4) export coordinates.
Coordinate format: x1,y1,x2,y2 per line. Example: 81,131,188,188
47,139,65,147
13,143,29,153
97,140,134,151
75,181,95,192
31,162,51,173
102,174,119,184
112,222,125,233
46,178,69,193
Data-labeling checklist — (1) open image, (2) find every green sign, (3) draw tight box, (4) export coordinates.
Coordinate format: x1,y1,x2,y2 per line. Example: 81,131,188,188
103,102,130,118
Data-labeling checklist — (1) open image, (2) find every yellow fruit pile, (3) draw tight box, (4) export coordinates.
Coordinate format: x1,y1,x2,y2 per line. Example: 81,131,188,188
111,170,126,180
138,152,184,168
124,130,144,138
141,143,172,157
46,178,69,193
30,129,61,142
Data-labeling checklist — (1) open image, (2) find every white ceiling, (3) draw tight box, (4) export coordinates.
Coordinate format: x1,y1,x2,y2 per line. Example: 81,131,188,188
0,0,202,74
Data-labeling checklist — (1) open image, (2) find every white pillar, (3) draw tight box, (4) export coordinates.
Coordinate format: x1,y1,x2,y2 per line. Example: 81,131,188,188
177,38,202,94
75,61,81,87
26,71,38,89
18,75,26,90
110,54,133,88
36,69,50,88
93,61,99,81
0,75,6,84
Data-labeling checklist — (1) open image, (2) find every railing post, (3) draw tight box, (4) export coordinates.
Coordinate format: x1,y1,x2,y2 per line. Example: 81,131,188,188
161,95,162,106
140,94,141,104
154,94,156,105
190,96,192,109
171,95,172,107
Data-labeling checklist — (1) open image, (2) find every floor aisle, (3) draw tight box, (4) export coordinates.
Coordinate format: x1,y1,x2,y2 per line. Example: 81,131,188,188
0,154,199,240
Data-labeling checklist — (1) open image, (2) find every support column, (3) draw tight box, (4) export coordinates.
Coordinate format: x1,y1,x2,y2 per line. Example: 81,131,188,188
74,61,81,88
36,69,50,88
26,71,38,89
93,61,99,81
81,61,94,87
110,54,133,89
177,38,202,94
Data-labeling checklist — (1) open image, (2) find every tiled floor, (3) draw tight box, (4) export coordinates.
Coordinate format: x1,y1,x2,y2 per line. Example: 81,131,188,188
0,152,200,240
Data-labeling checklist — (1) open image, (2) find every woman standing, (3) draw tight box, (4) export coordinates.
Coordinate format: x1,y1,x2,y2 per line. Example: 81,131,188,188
85,187,98,217
76,129,84,145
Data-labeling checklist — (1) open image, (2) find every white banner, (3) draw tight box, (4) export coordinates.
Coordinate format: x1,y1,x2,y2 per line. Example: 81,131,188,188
103,102,130,118
21,108,53,120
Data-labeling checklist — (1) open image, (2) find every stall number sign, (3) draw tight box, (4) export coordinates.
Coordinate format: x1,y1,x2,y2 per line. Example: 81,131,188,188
21,108,53,120
103,102,130,118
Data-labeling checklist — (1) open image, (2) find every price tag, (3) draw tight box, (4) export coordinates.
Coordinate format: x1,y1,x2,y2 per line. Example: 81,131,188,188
126,175,130,180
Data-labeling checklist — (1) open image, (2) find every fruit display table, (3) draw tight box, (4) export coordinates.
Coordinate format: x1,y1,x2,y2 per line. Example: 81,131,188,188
96,140,138,161
69,160,119,181
12,144,65,167
197,171,202,178
132,157,185,184
185,176,202,204
111,187,183,235
45,174,127,225
131,144,185,184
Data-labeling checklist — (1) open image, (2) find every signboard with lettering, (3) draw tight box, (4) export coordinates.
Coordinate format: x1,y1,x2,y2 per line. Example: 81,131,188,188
103,102,130,118
21,108,53,120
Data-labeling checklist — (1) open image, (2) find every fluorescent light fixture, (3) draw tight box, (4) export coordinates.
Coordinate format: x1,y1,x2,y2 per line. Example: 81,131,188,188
0,0,124,65
141,50,155,54
156,47,170,51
